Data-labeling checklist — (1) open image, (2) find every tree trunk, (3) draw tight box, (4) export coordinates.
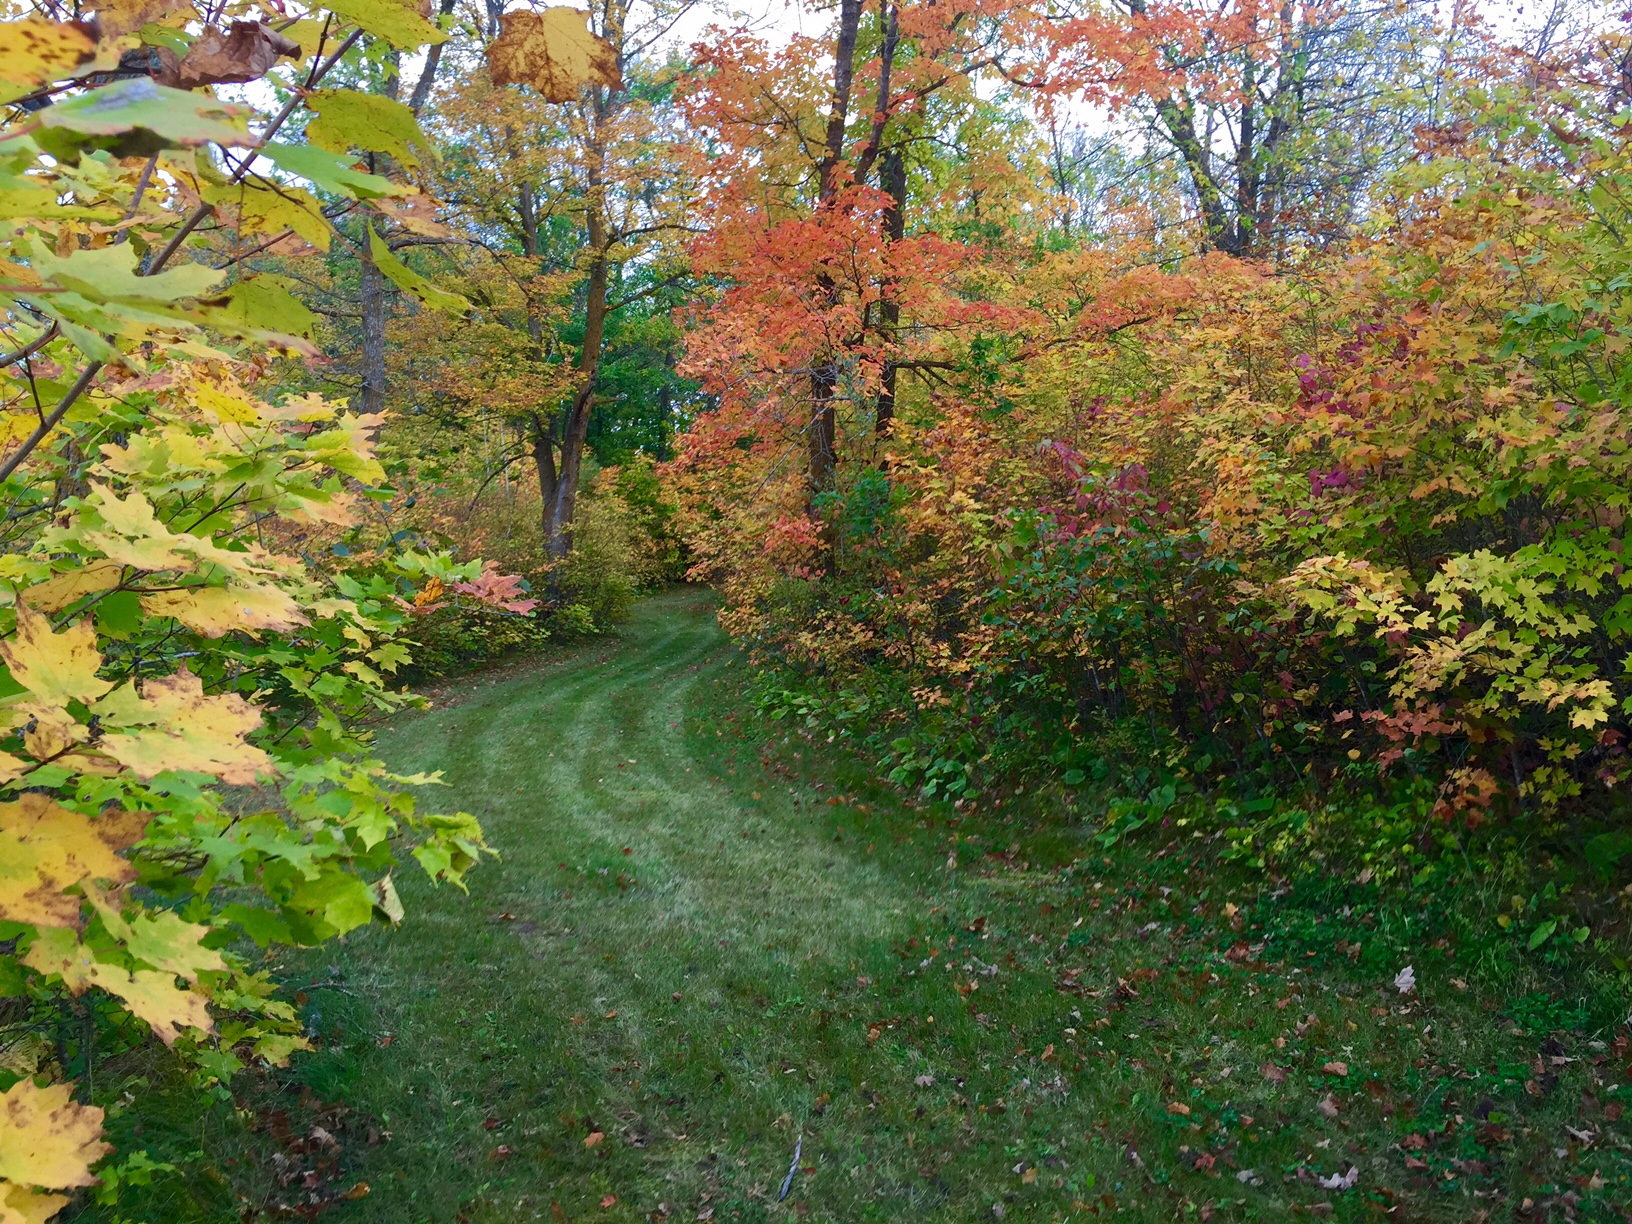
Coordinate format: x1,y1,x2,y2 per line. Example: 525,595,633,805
875,143,906,438
356,47,403,417
542,116,612,556
529,410,559,512
408,0,457,113
358,249,389,415
806,0,864,505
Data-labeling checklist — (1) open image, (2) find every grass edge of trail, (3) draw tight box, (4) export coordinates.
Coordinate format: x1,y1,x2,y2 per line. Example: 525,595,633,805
85,588,1632,1224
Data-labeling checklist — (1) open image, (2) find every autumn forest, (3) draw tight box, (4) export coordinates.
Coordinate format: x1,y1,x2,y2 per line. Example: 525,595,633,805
3,0,1632,1218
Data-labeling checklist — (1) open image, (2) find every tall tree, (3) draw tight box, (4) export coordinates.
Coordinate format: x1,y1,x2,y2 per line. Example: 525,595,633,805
679,0,1044,511
1044,0,1434,257
429,0,695,555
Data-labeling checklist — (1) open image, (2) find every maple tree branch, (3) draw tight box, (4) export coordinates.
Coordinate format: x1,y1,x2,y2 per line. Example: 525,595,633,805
213,229,297,271
0,28,367,485
152,28,365,276
606,270,690,312
0,362,102,485
408,0,459,113
0,324,59,370
851,0,900,186
466,446,531,511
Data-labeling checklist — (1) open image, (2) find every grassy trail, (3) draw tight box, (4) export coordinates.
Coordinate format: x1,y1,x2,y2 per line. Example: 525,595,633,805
197,589,1624,1223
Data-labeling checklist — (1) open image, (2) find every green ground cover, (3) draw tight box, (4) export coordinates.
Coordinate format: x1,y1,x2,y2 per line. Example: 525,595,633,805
88,589,1632,1222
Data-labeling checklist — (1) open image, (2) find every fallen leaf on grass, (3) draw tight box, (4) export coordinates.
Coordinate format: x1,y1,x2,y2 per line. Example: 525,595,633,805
600,1195,617,1207
1322,1061,1349,1076
584,1131,605,1148
377,1034,396,1048
1404,1155,1428,1171
1401,1133,1427,1151
1261,1062,1288,1085
341,1182,370,1200
490,1145,514,1160
1317,1094,1340,1119
914,1075,935,1088
1394,965,1416,994
1167,1101,1191,1116
1318,1166,1358,1190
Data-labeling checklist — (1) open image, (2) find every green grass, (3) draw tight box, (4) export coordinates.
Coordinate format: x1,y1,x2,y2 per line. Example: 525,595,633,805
85,588,1632,1222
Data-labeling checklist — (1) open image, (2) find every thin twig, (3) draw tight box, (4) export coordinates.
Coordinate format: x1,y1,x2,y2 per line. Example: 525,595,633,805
112,154,159,245
0,362,102,484
0,324,59,370
777,1133,802,1202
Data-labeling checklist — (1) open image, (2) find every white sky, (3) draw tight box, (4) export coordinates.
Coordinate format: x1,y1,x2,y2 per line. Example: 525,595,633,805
637,0,1613,60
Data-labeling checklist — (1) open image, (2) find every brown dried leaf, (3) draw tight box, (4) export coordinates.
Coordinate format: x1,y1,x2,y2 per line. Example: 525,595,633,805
176,21,299,88
486,8,619,103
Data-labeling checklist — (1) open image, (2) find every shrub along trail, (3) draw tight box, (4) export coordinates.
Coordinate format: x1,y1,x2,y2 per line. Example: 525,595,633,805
236,590,1628,1222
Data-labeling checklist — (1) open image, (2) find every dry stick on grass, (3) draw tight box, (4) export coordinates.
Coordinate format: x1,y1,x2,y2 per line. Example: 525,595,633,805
0,27,367,486
777,1132,802,1202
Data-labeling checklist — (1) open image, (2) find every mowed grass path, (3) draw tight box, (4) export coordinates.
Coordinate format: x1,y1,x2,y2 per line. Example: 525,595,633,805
218,588,1628,1223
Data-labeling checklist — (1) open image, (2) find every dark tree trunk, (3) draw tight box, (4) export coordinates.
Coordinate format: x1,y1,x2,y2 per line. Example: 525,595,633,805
876,143,906,437
807,0,864,505
543,122,612,556
358,249,389,415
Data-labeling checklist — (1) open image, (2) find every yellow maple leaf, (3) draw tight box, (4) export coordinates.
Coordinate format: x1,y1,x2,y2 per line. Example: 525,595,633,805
20,926,212,1043
19,928,98,993
0,750,27,786
139,583,309,638
93,669,272,784
257,392,339,423
0,1181,71,1224
20,704,87,763
485,8,620,103
81,485,283,581
89,0,190,38
0,18,97,101
90,967,213,1044
0,796,139,929
0,1079,109,1191
78,486,194,572
23,562,125,614
0,604,112,709
189,383,261,425
204,179,331,254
